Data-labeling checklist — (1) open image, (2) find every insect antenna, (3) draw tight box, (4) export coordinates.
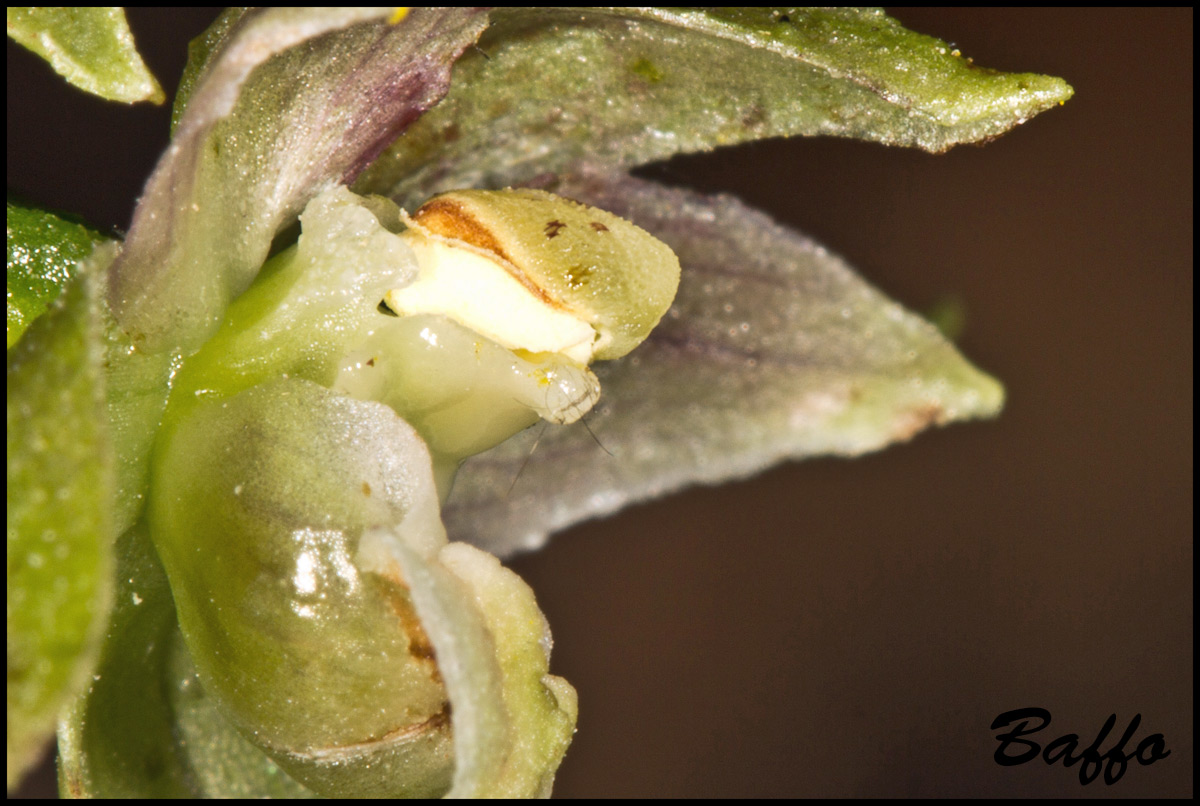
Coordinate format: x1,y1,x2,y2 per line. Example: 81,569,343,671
508,421,548,496
578,413,613,457
551,380,613,457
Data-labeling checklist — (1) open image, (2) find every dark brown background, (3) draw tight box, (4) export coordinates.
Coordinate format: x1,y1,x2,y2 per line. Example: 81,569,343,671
8,8,1191,798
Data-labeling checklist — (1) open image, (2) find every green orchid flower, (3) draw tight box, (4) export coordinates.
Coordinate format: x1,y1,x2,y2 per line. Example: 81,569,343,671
7,8,1071,797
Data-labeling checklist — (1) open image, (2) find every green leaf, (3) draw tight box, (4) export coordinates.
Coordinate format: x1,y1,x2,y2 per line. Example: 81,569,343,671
6,202,107,349
359,7,1073,206
6,7,163,104
445,170,1004,555
7,246,115,790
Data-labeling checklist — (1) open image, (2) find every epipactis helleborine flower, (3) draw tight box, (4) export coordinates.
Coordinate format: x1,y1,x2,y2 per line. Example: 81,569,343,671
7,7,1071,798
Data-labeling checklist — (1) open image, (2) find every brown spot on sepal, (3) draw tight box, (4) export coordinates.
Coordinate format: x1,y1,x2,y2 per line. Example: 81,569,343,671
589,221,609,233
544,219,566,238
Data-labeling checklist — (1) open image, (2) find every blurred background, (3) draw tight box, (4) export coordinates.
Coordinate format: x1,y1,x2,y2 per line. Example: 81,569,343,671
8,8,1191,798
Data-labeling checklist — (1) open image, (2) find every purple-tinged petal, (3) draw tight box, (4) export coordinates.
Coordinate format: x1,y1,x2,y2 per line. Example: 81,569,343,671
444,170,1004,556
107,8,489,353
